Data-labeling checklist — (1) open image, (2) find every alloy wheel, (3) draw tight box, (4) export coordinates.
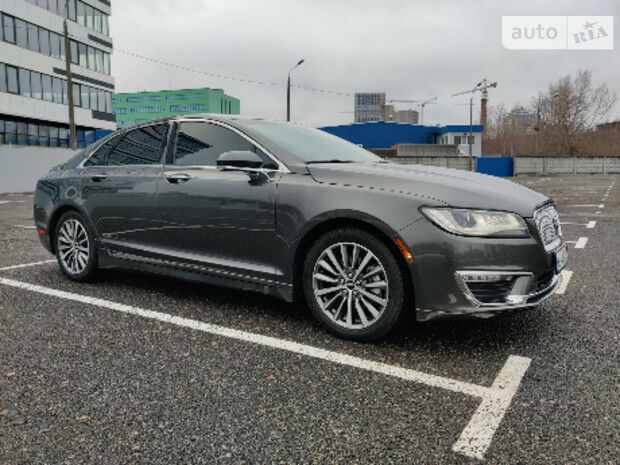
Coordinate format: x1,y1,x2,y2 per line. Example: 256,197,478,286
57,218,90,275
312,242,389,329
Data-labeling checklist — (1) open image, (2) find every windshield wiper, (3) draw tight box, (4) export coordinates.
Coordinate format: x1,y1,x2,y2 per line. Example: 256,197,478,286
306,159,354,164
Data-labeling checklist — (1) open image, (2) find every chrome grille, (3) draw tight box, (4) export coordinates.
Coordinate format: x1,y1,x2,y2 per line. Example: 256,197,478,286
534,205,561,250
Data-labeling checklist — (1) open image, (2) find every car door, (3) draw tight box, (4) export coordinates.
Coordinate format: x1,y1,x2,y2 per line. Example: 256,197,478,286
80,123,168,255
155,120,279,285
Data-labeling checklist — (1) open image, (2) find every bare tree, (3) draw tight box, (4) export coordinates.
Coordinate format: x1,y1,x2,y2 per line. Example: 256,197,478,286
532,70,616,156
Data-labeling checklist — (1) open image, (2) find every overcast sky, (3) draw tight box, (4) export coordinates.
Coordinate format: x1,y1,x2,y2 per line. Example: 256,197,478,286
110,0,620,127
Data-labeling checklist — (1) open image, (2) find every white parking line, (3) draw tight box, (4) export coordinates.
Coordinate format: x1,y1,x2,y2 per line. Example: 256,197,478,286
13,225,36,229
453,355,531,460
559,221,596,228
574,237,588,249
0,260,56,271
555,270,573,295
0,200,25,204
566,204,604,208
0,274,531,461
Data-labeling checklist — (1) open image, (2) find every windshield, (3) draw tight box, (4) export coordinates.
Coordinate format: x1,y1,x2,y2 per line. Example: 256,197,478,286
244,120,383,164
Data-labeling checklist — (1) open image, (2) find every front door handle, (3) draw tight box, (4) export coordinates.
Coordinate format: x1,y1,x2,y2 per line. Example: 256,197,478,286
165,173,192,184
90,174,107,182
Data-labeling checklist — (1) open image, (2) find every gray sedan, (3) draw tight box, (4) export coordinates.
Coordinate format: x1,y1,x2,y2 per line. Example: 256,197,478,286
34,115,567,340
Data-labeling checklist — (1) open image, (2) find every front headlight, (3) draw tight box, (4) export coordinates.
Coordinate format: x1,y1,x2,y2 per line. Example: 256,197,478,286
421,207,530,237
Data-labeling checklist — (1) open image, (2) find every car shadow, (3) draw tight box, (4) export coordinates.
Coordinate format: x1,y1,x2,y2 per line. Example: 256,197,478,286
93,267,552,354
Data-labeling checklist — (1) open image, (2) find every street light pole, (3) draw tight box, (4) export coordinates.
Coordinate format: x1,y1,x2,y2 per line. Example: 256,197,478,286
62,4,77,150
286,59,304,122
468,94,473,171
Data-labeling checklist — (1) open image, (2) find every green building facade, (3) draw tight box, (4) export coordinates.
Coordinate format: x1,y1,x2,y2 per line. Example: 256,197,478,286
111,88,240,128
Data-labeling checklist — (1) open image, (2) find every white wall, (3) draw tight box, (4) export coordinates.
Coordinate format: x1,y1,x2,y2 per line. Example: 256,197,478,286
0,145,78,193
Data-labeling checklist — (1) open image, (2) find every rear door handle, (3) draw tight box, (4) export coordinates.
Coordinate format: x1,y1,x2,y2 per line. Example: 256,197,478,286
165,173,192,184
90,174,107,182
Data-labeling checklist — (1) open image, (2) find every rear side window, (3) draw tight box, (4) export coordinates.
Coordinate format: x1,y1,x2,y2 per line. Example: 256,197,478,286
84,133,122,166
108,124,168,166
173,122,253,166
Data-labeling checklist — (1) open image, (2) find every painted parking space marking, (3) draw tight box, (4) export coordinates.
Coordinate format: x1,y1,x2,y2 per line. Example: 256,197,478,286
574,237,588,249
566,204,604,208
13,225,36,229
0,274,531,461
0,200,25,205
555,270,573,295
559,221,596,228
0,260,56,271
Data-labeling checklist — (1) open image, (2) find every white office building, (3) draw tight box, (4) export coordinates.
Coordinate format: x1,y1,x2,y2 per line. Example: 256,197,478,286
0,0,115,148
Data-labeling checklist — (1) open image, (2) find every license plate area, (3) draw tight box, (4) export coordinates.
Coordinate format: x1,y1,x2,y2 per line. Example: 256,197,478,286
554,243,568,272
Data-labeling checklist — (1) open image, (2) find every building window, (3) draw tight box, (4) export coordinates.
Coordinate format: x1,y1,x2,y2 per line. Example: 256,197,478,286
454,136,461,145
26,22,39,52
89,86,97,111
18,68,31,97
50,32,61,59
78,43,87,68
80,84,89,108
68,0,77,22
0,63,6,93
15,18,27,48
6,65,19,94
72,82,80,107
39,28,50,56
3,15,15,44
76,0,86,27
52,77,62,103
42,74,52,101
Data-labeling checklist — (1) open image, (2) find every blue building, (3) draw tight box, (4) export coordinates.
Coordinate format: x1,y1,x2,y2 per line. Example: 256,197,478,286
319,121,484,157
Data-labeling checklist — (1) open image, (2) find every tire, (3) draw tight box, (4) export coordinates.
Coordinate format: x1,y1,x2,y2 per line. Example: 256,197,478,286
303,228,405,341
54,211,98,282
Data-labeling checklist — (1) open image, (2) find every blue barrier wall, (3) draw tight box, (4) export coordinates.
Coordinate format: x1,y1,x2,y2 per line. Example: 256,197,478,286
476,157,514,177
319,122,484,148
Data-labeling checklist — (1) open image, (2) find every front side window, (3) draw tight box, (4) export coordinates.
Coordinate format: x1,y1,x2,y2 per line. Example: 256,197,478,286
108,124,168,166
173,122,253,166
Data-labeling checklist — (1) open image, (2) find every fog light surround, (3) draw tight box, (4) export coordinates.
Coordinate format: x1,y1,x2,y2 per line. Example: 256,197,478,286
455,271,534,307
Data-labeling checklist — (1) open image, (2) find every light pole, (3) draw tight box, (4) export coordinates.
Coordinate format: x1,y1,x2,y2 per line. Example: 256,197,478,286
286,59,304,122
62,1,77,150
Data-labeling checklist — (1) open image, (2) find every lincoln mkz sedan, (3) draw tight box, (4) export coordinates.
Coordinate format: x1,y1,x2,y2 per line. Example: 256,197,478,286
34,115,567,340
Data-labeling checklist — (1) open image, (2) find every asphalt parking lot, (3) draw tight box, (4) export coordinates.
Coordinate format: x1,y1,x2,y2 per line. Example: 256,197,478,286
0,174,618,464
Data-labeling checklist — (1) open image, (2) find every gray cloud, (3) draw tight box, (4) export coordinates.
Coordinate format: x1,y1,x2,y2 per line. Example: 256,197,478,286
110,0,620,127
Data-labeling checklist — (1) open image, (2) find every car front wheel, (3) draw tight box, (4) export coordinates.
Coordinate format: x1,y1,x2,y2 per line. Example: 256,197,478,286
303,228,405,341
54,211,98,281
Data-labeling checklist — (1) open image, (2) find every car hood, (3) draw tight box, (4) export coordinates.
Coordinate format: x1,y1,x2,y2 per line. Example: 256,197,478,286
306,162,549,217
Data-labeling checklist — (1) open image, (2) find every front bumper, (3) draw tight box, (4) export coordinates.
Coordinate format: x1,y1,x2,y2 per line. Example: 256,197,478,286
399,216,565,322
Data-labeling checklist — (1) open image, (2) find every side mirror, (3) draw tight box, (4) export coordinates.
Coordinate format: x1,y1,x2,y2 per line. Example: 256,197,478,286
216,150,263,169
216,150,270,181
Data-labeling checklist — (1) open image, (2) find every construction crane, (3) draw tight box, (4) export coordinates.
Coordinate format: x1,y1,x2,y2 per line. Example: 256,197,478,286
388,97,438,124
451,79,497,170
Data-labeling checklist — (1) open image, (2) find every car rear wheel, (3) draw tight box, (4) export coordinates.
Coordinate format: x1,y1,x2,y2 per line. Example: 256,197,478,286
55,211,98,281
303,228,405,341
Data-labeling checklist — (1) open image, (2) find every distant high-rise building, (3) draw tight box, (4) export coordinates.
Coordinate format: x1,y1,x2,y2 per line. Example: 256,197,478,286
381,105,419,124
0,0,115,148
354,92,386,123
112,87,240,128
